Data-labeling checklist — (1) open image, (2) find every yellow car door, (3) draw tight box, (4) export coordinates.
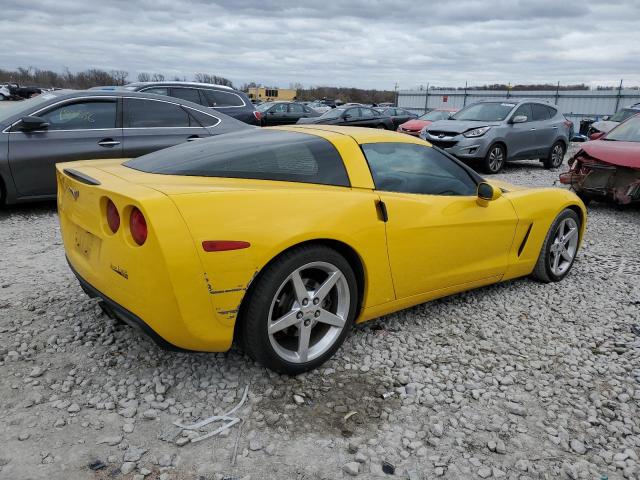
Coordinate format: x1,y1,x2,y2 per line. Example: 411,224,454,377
361,142,519,299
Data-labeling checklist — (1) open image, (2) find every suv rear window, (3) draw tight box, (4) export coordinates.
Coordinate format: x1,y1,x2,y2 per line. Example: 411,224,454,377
202,89,245,107
124,130,350,186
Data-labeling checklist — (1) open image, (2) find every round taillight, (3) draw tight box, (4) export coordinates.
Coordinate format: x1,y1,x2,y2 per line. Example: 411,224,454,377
130,207,147,246
106,199,120,233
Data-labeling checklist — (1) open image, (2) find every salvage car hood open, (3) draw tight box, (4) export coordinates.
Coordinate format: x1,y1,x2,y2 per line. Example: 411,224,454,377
426,119,501,134
579,140,640,169
590,120,619,134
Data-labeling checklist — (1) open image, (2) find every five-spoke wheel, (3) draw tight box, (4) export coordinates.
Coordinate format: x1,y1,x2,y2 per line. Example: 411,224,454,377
532,209,581,282
240,245,357,374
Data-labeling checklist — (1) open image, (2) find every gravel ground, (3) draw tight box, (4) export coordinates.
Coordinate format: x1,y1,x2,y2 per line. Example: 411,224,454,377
1,150,639,480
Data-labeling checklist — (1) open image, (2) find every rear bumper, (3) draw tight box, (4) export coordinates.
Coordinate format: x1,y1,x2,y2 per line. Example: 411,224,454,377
68,258,189,352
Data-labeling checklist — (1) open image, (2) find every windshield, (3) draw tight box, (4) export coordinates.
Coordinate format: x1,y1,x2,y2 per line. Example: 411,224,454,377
256,102,276,112
320,108,343,119
0,93,59,123
419,110,452,121
609,108,639,123
605,116,640,142
452,102,515,122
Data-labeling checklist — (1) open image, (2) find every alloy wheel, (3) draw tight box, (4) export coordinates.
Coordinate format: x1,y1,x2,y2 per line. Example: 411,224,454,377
549,217,579,276
488,146,504,172
551,144,564,167
267,261,350,364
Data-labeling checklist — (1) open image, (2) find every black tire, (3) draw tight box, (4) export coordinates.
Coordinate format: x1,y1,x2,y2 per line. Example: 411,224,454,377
481,143,506,174
531,209,581,283
376,124,387,129
240,244,358,374
575,191,592,207
543,141,565,169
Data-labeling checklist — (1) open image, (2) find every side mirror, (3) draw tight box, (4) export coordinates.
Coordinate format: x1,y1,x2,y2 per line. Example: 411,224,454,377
477,182,502,207
602,115,610,121
511,115,527,124
19,116,49,131
571,134,587,142
589,131,604,140
343,113,352,120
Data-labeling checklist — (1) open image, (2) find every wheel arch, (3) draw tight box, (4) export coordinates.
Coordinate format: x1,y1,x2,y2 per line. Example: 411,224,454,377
234,238,366,339
489,140,508,158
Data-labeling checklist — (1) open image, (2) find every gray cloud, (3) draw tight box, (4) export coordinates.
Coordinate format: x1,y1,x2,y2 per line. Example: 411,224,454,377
0,0,638,89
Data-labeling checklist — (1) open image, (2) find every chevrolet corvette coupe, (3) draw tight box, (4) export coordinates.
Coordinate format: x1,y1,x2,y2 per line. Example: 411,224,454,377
57,126,586,374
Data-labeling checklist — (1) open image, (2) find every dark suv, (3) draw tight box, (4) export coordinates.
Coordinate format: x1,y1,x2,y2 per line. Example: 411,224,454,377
124,81,260,125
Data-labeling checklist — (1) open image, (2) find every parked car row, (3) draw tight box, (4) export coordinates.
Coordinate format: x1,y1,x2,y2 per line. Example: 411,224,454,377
0,89,250,204
1,83,44,101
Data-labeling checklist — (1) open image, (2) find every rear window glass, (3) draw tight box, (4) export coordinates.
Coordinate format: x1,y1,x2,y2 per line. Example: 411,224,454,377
202,89,245,107
124,129,350,186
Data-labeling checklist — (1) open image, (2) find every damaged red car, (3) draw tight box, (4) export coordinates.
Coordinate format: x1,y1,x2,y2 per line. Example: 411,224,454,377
560,115,640,205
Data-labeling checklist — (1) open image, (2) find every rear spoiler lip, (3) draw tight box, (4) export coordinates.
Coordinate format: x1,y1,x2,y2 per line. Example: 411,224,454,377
62,168,101,186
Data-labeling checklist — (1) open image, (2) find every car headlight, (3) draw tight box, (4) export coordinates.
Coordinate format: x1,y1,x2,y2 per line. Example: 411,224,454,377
463,126,491,138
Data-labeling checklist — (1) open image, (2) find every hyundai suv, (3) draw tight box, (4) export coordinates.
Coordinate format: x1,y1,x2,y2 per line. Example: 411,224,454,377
124,81,261,125
420,100,572,173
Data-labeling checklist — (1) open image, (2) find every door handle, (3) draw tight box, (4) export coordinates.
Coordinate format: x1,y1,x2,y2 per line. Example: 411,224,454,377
529,128,536,131
98,139,120,147
187,135,201,142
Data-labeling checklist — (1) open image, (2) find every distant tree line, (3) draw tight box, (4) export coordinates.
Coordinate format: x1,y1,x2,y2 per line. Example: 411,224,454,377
0,67,234,89
429,83,591,91
294,86,396,104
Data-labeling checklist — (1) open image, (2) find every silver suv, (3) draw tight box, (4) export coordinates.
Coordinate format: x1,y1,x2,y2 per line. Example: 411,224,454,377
420,100,571,173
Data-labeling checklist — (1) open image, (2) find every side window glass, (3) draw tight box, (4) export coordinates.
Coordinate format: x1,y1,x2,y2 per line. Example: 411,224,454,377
361,108,375,118
346,108,360,119
512,104,532,122
202,90,244,107
124,99,190,128
40,101,117,130
531,104,551,121
546,106,557,118
289,103,304,113
362,143,477,196
170,88,203,105
272,103,288,113
143,87,169,96
186,108,220,128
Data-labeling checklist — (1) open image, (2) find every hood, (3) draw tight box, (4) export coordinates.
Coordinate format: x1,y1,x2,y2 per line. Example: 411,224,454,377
400,119,430,131
426,119,501,135
590,120,619,133
578,140,640,169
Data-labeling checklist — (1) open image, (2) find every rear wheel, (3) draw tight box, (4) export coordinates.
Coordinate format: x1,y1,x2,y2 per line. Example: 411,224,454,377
240,245,357,374
531,209,581,283
543,141,565,169
482,144,506,174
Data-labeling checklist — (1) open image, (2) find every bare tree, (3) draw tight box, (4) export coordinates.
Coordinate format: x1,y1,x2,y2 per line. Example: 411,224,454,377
137,72,151,82
151,73,165,82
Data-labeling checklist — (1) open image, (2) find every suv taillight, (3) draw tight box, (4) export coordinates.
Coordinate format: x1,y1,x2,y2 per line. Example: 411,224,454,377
106,199,120,233
130,207,147,246
253,111,262,121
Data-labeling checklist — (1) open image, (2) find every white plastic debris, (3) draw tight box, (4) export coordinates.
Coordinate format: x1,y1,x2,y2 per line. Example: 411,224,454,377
173,385,249,443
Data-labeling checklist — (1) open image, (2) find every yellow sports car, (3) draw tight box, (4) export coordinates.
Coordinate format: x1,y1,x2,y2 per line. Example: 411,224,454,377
57,126,586,374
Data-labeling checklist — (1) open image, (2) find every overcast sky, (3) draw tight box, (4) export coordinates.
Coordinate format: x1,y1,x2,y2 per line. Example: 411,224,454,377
1,0,638,90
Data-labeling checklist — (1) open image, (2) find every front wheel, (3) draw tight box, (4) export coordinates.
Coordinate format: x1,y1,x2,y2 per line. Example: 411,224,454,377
543,141,565,169
240,245,357,374
482,144,506,174
531,209,581,283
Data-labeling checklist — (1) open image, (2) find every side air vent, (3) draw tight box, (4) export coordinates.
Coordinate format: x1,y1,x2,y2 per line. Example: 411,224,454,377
518,224,533,257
